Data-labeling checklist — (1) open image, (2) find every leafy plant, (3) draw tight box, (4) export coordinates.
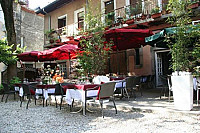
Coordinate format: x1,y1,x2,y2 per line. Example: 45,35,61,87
151,6,160,14
77,0,113,77
166,0,200,74
0,84,3,90
125,4,142,20
0,38,25,66
105,12,115,26
10,76,21,86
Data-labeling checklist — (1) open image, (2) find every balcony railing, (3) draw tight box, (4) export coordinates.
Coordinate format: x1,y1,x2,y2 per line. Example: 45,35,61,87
103,0,168,26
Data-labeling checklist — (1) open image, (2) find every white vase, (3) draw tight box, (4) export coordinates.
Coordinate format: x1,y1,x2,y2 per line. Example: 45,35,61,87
171,72,193,111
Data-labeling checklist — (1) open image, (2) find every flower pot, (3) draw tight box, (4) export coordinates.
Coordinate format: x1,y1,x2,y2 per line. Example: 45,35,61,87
171,72,193,111
136,17,141,21
161,10,167,15
151,13,162,19
125,19,134,25
189,2,199,9
141,14,147,20
49,39,54,43
55,39,61,43
105,27,109,30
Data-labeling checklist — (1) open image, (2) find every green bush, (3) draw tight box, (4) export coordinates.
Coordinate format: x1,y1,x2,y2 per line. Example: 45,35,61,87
10,76,21,88
0,84,3,90
151,6,160,14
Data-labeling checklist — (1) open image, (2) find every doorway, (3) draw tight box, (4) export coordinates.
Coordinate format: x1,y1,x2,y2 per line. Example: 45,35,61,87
155,50,172,86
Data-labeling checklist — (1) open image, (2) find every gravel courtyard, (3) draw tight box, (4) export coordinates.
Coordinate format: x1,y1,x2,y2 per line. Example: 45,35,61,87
0,98,200,133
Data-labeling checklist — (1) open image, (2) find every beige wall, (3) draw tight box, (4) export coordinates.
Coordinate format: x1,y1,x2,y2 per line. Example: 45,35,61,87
116,0,126,9
127,45,153,76
44,0,129,31
44,0,86,31
133,46,153,76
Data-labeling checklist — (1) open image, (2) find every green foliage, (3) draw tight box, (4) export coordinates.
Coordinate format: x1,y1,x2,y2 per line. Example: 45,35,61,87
0,38,25,66
166,0,200,74
151,6,160,14
125,4,142,19
77,0,113,76
105,12,115,26
10,76,21,86
45,29,55,37
0,84,3,90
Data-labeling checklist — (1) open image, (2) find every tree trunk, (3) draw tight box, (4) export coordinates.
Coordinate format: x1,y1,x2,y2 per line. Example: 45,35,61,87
0,0,17,82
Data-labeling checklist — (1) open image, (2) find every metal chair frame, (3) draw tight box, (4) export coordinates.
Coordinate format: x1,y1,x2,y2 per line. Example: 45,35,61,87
86,82,117,118
1,83,17,103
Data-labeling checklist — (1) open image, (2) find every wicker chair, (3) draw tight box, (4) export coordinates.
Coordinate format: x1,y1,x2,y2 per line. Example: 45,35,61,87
20,84,37,109
86,82,117,118
1,83,17,103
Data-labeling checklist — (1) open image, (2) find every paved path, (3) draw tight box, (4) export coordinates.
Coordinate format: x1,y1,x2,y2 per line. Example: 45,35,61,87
0,89,200,133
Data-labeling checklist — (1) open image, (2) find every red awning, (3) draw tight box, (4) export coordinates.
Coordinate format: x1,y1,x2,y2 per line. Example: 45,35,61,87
105,29,153,50
38,44,79,61
17,51,40,62
18,44,80,62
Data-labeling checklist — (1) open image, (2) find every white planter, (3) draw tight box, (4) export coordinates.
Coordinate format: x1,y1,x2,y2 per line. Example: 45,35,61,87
171,72,193,111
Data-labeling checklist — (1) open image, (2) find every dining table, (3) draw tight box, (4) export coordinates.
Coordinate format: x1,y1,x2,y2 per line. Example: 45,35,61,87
63,84,100,115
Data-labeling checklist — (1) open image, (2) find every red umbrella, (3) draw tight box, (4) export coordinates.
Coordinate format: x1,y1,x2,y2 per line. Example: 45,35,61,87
38,44,79,61
105,29,153,50
17,51,40,62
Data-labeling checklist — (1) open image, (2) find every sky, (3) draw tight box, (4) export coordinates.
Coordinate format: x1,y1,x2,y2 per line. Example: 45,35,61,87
28,0,55,9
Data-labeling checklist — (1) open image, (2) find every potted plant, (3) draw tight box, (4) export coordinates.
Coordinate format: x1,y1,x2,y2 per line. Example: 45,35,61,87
151,6,161,19
45,29,56,44
105,12,115,28
125,6,135,24
166,0,200,111
189,0,200,9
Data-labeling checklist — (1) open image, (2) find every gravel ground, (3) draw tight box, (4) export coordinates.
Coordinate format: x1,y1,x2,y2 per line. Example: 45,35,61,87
0,99,200,133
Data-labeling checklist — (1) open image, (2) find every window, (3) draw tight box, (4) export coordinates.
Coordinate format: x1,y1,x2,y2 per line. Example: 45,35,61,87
105,0,114,23
130,0,142,15
105,0,114,14
135,48,143,68
77,11,84,29
59,63,67,78
74,8,85,33
58,16,66,29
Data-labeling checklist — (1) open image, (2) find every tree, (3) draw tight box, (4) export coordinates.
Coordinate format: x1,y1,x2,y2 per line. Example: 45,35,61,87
166,0,200,74
0,0,18,82
77,0,113,77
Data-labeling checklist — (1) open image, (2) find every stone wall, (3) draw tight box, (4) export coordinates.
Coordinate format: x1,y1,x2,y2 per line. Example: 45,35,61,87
14,4,44,52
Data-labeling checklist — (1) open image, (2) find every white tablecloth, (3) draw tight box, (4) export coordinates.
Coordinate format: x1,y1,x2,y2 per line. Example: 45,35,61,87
15,87,23,97
35,88,55,100
65,89,98,105
15,86,55,100
93,76,110,84
115,80,125,88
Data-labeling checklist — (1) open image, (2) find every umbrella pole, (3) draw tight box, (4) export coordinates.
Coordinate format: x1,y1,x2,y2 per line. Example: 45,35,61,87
108,53,111,74
68,53,71,74
34,62,37,80
117,50,120,75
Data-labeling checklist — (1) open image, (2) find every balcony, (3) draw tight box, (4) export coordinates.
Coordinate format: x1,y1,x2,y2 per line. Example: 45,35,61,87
103,0,170,28
46,0,200,46
44,1,169,46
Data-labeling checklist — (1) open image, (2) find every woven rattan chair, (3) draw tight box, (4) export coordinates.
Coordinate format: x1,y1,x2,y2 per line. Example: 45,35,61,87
86,82,117,118
1,83,17,103
20,84,37,109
